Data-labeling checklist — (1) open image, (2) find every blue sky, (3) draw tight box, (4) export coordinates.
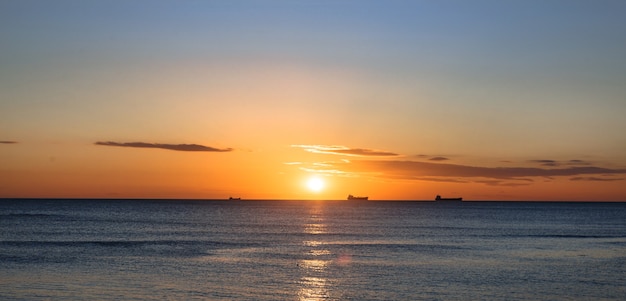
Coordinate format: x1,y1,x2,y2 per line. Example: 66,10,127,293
1,1,625,199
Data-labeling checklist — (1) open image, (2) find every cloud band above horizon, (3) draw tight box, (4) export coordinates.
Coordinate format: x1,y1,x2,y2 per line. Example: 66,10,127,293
348,160,626,180
293,144,626,187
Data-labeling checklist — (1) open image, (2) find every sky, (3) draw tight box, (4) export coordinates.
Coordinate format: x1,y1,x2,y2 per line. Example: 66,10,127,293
1,0,625,201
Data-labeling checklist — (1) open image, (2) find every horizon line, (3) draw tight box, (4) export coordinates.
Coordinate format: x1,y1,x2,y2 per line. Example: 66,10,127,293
1,197,624,203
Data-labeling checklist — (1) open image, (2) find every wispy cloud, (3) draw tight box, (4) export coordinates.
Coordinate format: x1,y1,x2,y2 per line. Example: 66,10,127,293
292,145,398,157
0,141,17,144
95,141,233,152
291,160,351,175
299,167,347,175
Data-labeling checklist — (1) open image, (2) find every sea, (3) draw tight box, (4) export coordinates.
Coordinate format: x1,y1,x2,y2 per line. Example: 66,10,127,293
1,199,625,300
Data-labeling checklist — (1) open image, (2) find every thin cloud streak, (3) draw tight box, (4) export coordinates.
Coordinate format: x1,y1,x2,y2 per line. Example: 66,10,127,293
292,145,398,157
299,167,347,175
95,141,233,152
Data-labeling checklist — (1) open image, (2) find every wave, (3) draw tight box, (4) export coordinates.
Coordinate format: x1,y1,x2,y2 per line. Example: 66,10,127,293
2,213,65,218
0,239,258,248
496,234,626,239
0,239,268,265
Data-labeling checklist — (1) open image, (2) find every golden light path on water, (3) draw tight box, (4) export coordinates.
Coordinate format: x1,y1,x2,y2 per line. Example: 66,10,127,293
298,204,332,301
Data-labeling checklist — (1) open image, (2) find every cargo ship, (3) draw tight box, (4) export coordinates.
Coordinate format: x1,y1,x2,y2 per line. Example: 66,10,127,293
435,195,462,201
347,195,368,200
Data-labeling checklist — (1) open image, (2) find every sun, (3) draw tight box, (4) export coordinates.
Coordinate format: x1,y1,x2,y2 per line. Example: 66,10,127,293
306,176,325,193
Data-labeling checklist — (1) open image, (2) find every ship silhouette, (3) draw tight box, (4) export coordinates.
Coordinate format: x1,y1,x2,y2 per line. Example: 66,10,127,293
435,195,462,201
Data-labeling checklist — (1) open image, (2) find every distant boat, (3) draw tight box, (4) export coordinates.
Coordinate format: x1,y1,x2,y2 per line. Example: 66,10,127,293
435,195,462,201
228,197,241,201
347,194,368,201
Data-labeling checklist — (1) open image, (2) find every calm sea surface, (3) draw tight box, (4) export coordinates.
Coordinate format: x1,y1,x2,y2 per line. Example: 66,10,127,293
1,199,625,300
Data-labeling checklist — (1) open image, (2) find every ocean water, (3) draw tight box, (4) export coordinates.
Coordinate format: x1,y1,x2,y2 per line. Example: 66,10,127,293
1,199,625,300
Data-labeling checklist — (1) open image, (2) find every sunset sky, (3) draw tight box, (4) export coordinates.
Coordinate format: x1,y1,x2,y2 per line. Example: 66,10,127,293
1,1,625,201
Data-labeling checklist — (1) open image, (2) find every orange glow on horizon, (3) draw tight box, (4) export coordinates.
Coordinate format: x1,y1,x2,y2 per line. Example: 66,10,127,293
0,142,624,201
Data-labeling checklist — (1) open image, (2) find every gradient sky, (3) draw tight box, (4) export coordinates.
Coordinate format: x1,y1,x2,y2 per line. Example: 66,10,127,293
1,1,625,200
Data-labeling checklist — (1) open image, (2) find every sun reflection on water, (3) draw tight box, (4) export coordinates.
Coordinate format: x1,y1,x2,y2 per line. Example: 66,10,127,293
299,259,330,272
303,240,323,247
304,223,327,235
298,276,330,301
309,249,331,256
298,204,332,301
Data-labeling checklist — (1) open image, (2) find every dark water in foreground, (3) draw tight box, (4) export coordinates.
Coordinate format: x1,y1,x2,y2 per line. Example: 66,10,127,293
1,199,625,300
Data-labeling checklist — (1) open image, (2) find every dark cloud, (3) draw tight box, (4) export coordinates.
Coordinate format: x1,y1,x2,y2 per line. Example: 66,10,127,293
570,176,624,182
346,160,626,180
567,160,591,166
409,177,533,186
474,180,532,187
530,159,593,167
429,156,449,161
0,141,17,144
411,177,468,183
292,145,398,157
529,159,559,167
95,141,233,152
